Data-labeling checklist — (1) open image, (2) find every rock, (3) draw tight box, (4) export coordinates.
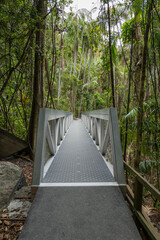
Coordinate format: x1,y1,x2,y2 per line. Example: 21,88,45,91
0,161,26,210
7,199,31,218
14,186,31,199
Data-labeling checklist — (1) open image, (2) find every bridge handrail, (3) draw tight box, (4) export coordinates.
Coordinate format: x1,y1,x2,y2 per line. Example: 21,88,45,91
124,161,160,240
81,108,125,187
32,108,73,186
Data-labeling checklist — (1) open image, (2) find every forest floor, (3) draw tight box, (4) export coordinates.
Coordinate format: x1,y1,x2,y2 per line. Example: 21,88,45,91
0,156,33,240
0,156,160,239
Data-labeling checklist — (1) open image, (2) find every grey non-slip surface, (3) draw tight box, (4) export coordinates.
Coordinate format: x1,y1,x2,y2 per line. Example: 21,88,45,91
19,187,141,240
43,120,114,183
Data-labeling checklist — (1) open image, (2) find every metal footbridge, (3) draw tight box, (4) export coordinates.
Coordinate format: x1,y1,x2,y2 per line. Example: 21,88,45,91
19,108,142,240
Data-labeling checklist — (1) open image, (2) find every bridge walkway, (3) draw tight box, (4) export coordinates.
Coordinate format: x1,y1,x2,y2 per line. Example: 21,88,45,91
19,120,141,240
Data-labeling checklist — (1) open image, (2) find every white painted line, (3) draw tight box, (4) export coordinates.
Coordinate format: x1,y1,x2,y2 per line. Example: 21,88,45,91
38,182,126,187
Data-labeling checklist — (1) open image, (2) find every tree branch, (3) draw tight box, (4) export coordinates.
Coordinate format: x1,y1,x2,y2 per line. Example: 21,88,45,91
0,2,58,98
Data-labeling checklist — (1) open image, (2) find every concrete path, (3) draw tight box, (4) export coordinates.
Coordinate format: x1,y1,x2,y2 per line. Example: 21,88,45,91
19,120,141,240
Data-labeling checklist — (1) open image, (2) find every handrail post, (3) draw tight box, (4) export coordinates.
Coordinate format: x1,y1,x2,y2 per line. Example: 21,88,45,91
134,177,143,212
32,108,47,186
97,119,104,149
95,119,99,145
93,118,96,140
51,119,57,154
57,119,61,145
88,116,91,133
60,117,64,140
109,108,126,188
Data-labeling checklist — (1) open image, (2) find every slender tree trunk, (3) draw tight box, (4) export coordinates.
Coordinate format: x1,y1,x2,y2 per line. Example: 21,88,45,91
79,48,88,116
70,57,73,76
41,1,47,107
51,10,58,80
124,34,133,161
45,58,55,108
134,13,143,102
78,35,85,80
28,0,47,158
87,48,92,91
135,0,153,169
57,7,64,109
72,17,78,114
149,19,160,188
83,48,88,84
57,60,61,108
107,1,115,107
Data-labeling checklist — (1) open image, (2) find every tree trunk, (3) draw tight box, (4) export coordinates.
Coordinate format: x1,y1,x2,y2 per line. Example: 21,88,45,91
78,36,85,80
28,0,47,158
124,33,133,161
83,48,88,84
45,58,55,108
57,7,64,109
107,1,115,107
78,48,88,116
72,17,78,114
135,0,153,169
134,14,143,102
87,48,92,89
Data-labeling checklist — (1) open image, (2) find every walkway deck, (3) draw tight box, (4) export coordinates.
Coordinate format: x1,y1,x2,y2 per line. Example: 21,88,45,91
19,120,141,240
43,119,114,184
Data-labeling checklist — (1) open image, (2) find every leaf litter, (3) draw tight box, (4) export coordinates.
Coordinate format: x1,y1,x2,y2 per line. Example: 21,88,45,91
0,156,33,240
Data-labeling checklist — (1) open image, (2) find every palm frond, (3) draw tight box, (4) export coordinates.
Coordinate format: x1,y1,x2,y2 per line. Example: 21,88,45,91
123,107,139,120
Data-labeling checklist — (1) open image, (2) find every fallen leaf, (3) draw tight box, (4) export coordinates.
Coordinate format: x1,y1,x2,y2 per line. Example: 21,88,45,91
4,233,10,239
19,225,23,231
3,209,8,213
4,221,10,226
0,233,4,239
1,214,8,218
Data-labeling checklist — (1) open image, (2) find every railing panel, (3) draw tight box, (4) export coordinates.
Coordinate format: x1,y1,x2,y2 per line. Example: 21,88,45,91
100,119,110,155
50,119,57,154
57,119,61,146
32,109,47,186
109,108,125,185
46,122,54,155
32,108,73,186
81,108,125,187
60,117,64,140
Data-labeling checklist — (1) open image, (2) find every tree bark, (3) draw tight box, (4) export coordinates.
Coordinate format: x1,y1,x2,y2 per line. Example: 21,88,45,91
135,0,153,169
28,0,47,158
87,48,92,90
107,1,115,107
57,7,64,109
124,35,133,161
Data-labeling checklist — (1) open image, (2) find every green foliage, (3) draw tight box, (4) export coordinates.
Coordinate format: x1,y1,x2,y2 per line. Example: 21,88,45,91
139,160,151,174
121,18,135,44
94,92,104,108
123,107,139,120
132,0,143,15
